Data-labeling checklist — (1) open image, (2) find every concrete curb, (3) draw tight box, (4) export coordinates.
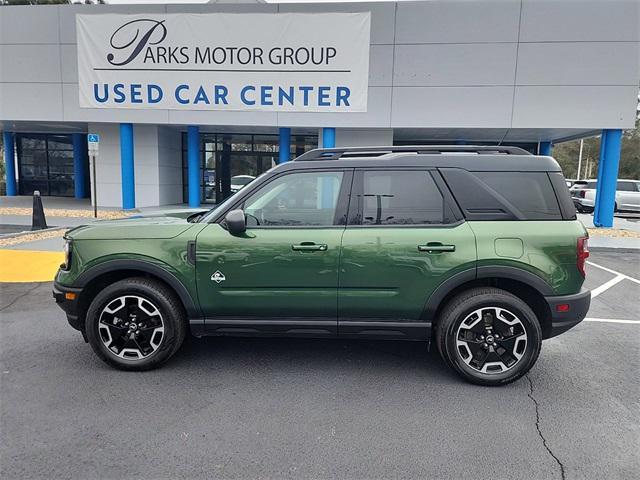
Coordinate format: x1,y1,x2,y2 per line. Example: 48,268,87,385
0,226,68,239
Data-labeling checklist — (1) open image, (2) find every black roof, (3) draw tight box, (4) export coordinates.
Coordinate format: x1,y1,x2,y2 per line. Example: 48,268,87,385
279,145,561,172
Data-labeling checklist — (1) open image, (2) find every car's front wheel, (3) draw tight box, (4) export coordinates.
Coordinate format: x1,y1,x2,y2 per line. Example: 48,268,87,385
85,277,186,370
435,287,542,386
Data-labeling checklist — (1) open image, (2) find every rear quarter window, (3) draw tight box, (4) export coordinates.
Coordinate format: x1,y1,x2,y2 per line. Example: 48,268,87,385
471,171,561,220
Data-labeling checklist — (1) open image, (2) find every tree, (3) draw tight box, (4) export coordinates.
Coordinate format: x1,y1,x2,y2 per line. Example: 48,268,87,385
553,118,640,180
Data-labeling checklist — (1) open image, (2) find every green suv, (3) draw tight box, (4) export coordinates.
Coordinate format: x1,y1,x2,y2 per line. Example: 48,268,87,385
53,146,590,385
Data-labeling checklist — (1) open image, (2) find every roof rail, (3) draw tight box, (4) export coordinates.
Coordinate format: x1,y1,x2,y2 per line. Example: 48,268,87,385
294,145,532,161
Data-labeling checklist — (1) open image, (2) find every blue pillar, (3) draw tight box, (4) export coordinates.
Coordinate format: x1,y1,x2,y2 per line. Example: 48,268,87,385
322,127,336,148
187,126,200,207
119,123,135,209
72,133,87,199
278,127,291,164
3,131,17,196
593,129,622,228
539,141,552,156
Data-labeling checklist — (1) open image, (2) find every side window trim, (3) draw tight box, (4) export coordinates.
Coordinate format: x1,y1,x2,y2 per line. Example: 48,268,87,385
347,168,460,227
218,168,353,229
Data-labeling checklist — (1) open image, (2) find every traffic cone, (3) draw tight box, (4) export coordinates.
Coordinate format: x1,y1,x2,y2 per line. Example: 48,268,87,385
31,191,48,231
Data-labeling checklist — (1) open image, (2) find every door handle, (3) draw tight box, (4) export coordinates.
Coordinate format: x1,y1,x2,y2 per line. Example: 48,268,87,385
418,243,456,253
292,243,328,252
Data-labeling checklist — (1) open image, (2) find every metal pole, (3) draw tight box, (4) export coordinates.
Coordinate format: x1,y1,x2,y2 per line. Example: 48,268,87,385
91,153,97,219
577,139,584,180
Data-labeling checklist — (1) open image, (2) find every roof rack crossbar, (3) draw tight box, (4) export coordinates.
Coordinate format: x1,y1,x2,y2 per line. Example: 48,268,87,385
294,145,531,161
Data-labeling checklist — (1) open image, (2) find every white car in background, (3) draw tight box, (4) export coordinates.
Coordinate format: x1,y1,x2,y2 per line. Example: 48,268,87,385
571,179,640,213
230,175,256,194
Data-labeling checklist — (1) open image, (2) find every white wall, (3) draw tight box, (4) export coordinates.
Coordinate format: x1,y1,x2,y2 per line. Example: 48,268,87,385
87,123,183,208
1,1,638,132
333,128,394,147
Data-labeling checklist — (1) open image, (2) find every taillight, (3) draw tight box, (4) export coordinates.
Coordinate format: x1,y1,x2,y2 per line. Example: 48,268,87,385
579,190,586,198
577,236,589,277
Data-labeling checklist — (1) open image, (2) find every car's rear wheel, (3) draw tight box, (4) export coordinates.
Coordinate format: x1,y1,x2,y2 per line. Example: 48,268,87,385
435,287,542,386
85,277,186,371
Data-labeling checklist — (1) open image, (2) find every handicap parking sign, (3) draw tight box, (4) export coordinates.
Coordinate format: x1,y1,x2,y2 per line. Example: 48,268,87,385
88,133,99,153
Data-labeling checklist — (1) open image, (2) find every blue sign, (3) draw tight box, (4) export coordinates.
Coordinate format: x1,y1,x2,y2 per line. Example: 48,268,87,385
88,133,100,143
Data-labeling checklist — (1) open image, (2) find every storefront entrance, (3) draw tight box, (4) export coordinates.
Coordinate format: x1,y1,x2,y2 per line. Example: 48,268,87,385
182,132,317,204
16,134,79,197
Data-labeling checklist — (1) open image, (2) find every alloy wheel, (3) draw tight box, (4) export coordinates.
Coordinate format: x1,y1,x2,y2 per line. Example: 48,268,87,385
98,295,165,360
455,307,528,374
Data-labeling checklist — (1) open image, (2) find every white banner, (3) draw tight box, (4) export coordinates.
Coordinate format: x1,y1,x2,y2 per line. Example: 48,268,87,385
76,13,371,112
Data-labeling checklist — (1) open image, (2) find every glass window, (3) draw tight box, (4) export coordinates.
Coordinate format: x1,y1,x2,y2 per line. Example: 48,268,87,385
244,171,343,227
473,172,561,220
617,181,636,192
360,170,448,225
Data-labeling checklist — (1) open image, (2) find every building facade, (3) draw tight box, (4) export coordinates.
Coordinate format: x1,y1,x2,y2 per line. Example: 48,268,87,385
1,1,638,226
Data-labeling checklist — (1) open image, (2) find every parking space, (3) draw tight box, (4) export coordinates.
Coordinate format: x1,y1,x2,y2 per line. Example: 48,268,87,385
0,251,638,480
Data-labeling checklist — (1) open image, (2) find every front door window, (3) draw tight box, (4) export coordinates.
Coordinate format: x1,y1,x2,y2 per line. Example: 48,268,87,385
243,171,344,227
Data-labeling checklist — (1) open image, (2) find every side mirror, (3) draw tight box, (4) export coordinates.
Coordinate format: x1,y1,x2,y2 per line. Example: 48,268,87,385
225,209,246,235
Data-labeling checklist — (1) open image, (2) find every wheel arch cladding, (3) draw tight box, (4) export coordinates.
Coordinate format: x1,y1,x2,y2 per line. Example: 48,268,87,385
424,267,553,339
74,259,200,321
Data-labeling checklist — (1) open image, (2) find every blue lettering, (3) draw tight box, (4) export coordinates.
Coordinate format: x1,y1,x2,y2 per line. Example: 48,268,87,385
194,86,210,105
93,84,108,103
214,85,228,105
175,84,190,105
130,83,143,103
147,84,163,104
241,86,256,105
318,86,331,107
113,83,126,104
278,86,295,106
336,87,350,107
299,86,313,106
261,86,273,106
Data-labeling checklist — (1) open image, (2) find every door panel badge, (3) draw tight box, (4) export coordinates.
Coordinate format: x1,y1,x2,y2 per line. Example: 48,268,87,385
211,270,226,284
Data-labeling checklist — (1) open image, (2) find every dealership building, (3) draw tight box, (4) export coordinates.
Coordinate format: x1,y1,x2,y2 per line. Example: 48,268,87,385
1,0,638,227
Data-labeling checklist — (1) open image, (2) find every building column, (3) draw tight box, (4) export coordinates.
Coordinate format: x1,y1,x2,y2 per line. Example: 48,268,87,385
593,129,622,228
278,127,291,164
3,131,17,196
72,133,87,199
539,141,552,156
187,126,200,207
119,123,135,209
322,127,336,148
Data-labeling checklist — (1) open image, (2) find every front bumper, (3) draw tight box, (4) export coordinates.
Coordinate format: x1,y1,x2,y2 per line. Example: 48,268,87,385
53,282,84,332
544,287,591,338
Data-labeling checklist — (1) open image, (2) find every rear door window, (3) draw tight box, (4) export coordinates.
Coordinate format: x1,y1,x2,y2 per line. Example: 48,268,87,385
351,170,455,225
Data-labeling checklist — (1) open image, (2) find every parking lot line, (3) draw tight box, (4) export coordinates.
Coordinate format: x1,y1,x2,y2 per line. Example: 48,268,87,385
584,318,640,324
590,275,626,298
587,260,640,285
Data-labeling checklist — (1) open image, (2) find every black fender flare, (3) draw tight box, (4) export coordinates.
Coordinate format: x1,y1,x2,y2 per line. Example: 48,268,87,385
74,259,201,318
422,265,553,320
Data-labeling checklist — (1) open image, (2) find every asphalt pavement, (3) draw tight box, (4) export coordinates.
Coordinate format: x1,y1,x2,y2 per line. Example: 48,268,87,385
0,251,638,480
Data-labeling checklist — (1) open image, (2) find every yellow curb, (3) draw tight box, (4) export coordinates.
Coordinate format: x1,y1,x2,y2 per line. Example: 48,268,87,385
0,250,64,283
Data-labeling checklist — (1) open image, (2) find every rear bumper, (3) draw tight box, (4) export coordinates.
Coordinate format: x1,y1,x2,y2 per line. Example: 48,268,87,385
544,288,591,339
53,282,84,332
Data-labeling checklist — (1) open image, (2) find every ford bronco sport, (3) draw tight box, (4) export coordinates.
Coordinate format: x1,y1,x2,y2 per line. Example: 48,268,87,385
53,146,591,386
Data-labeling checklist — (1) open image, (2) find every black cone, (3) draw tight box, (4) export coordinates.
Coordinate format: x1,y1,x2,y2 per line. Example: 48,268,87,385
31,191,48,231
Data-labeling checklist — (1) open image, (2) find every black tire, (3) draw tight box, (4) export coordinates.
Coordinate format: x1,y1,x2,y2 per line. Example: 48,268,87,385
85,277,186,371
435,287,542,386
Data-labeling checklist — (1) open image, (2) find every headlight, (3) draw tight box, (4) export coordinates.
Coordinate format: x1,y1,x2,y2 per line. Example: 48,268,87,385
61,238,72,270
